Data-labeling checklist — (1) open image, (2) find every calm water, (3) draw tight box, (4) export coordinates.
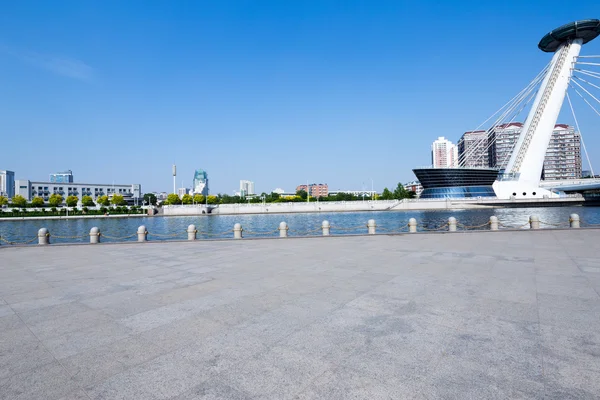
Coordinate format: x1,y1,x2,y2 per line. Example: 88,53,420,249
1,206,599,245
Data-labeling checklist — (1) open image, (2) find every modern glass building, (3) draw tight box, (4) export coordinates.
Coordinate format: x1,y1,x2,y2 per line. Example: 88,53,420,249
193,169,209,196
0,170,15,198
412,167,499,199
50,170,74,183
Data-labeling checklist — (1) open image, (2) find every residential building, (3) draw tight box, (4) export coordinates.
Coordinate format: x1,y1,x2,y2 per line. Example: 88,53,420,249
296,183,329,198
431,137,458,168
50,170,74,183
457,131,489,168
192,169,209,196
488,123,582,180
177,187,190,198
404,180,423,197
239,180,255,197
0,170,15,198
488,122,524,170
14,180,141,203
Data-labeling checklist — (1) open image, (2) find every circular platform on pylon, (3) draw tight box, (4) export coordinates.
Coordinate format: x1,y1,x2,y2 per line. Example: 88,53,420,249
538,19,600,52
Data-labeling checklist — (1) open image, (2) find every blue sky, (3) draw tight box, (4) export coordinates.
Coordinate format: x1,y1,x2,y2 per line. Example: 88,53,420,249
1,1,600,194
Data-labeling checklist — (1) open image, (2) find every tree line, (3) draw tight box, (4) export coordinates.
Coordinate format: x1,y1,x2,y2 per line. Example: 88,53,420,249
0,194,128,208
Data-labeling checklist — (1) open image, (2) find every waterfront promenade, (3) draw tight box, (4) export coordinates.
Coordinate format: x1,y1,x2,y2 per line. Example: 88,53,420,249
1,230,599,399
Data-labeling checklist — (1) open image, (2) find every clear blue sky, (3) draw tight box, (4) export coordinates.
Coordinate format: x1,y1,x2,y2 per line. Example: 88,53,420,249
1,1,599,194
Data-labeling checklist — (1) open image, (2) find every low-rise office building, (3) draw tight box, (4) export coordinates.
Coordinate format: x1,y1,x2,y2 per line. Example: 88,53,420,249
15,180,141,204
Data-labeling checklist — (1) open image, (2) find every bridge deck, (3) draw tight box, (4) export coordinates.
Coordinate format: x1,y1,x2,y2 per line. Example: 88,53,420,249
1,231,599,399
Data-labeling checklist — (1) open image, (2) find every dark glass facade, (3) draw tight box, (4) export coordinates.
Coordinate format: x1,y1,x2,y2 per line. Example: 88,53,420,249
413,168,499,199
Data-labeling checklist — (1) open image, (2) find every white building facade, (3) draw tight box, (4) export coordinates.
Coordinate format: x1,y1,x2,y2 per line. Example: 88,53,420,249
0,170,15,198
14,180,141,203
431,137,458,168
239,180,255,197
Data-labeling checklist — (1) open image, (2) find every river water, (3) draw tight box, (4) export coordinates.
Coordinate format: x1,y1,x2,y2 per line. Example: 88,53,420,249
1,206,599,245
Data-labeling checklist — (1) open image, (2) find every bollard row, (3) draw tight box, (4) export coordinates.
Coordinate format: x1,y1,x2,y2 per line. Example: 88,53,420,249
18,213,583,246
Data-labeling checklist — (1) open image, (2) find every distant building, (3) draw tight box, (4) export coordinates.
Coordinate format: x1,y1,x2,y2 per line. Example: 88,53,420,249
0,170,15,198
177,187,190,198
192,169,209,196
488,123,582,180
50,170,74,183
296,183,329,198
15,179,141,204
272,188,285,195
239,180,255,197
431,137,458,168
404,180,423,197
457,131,489,168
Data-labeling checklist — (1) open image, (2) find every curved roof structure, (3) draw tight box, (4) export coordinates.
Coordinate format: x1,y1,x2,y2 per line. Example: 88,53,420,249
538,19,600,52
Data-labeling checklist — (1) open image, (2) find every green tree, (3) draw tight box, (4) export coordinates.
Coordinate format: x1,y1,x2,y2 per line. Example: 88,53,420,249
380,187,394,200
97,195,110,206
181,193,193,204
12,194,27,207
66,195,79,207
206,195,218,204
49,194,63,207
0,196,8,206
166,193,181,205
143,193,157,205
111,194,126,206
31,196,45,207
193,194,205,204
81,195,95,207
393,183,409,200
296,190,307,200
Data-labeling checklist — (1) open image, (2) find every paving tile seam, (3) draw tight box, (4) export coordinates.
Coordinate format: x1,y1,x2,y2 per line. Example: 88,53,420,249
0,301,96,400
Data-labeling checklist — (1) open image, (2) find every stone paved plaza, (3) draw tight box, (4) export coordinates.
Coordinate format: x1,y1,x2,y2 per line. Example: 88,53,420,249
1,230,600,399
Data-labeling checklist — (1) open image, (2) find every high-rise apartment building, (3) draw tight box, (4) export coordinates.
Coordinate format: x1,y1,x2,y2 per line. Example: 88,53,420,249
431,137,458,168
488,123,581,180
457,130,489,168
543,124,582,180
296,183,329,198
50,170,74,183
239,180,255,197
0,170,15,198
192,169,209,196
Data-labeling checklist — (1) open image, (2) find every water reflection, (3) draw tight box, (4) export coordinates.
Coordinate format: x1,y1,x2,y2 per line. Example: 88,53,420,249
1,206,598,244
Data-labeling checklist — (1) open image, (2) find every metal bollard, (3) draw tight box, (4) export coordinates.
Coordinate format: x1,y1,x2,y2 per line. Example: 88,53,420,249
233,223,243,239
489,216,499,231
367,219,376,235
137,225,148,242
187,224,197,240
38,228,50,245
408,218,417,233
448,217,457,232
529,215,540,230
279,222,288,238
569,214,580,229
89,227,101,244
322,220,330,236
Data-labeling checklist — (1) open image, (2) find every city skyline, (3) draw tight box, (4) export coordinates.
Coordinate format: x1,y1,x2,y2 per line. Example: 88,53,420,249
1,2,599,193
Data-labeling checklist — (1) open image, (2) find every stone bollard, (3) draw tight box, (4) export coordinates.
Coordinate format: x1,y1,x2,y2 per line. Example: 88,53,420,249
448,217,457,232
137,225,148,242
38,228,50,245
279,222,288,238
570,214,580,229
367,219,376,235
322,220,330,236
529,215,540,230
408,218,417,233
490,216,499,231
89,227,101,244
187,224,197,240
233,223,243,239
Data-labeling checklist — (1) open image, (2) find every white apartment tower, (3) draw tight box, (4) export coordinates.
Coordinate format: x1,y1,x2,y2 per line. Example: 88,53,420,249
239,180,255,197
431,137,458,168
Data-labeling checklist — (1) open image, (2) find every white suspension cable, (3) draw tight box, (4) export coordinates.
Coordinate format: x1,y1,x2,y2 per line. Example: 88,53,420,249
569,84,600,118
575,55,600,58
571,79,600,108
573,76,600,91
575,62,600,67
566,91,594,177
574,69,600,80
458,64,550,165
